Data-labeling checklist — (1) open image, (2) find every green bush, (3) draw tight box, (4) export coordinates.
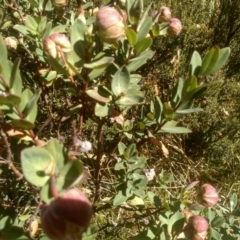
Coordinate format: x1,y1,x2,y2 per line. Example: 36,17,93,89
0,0,239,240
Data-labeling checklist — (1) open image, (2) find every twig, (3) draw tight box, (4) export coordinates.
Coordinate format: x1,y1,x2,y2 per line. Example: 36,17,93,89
92,120,104,209
35,115,52,140
7,0,26,25
0,128,23,180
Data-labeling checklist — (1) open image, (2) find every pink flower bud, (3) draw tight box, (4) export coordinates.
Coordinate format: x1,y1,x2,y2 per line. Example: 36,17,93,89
190,216,209,233
4,37,17,49
96,6,125,44
41,188,92,240
198,183,219,207
51,0,68,8
159,6,171,22
43,33,71,59
167,18,182,37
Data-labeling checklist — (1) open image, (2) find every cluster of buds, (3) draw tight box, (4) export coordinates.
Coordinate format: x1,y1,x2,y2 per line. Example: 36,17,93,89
41,188,92,240
183,211,209,240
151,6,182,37
197,183,219,207
43,33,71,59
96,6,126,44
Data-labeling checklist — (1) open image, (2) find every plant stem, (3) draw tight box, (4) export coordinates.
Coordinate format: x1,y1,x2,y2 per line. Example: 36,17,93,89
0,128,23,179
93,120,104,209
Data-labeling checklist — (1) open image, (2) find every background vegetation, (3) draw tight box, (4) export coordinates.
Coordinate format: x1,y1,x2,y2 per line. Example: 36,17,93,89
0,0,240,239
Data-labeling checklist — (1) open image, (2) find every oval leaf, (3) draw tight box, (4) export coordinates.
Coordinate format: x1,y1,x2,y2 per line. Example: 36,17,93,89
134,37,153,56
21,147,54,187
111,66,130,96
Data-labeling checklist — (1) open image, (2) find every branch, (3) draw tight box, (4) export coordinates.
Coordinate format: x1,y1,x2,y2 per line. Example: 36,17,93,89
92,120,104,209
0,127,23,180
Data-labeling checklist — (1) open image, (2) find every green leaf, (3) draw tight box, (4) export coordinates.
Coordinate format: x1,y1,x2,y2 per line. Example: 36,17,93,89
134,37,153,55
118,142,127,155
84,56,114,69
11,119,35,130
116,93,144,105
129,49,154,62
159,22,169,36
1,21,12,30
171,78,183,108
47,57,69,76
182,75,198,101
131,230,155,240
230,193,238,211
130,74,141,84
113,190,128,206
200,48,219,76
0,94,21,106
176,108,203,114
56,161,83,191
210,227,222,240
21,147,54,187
45,139,68,175
1,226,26,240
37,16,47,34
211,216,224,227
22,89,40,123
129,196,144,206
88,67,107,80
25,15,38,32
161,126,192,134
126,0,135,24
151,23,160,37
114,162,125,170
163,102,174,120
94,103,110,117
50,25,68,34
0,60,13,88
147,192,161,208
40,70,57,82
87,89,111,103
13,25,35,40
155,96,163,124
137,16,153,41
19,215,31,222
137,2,153,40
126,28,138,46
189,51,202,77
41,22,52,40
10,58,22,96
206,47,230,75
0,35,8,62
127,50,154,72
167,212,184,237
111,66,130,96
129,0,143,24
70,19,87,63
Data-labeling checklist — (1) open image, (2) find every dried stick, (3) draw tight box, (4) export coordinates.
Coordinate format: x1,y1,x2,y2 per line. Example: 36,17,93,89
0,128,23,180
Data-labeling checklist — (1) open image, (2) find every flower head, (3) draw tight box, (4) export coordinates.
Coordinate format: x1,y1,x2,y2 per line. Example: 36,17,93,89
41,188,92,240
96,6,125,44
43,33,71,59
197,183,219,207
167,18,182,37
159,6,171,22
